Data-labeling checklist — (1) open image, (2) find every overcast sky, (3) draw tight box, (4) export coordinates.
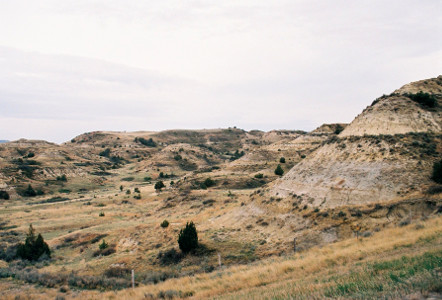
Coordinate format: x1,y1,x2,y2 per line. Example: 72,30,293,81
0,0,441,143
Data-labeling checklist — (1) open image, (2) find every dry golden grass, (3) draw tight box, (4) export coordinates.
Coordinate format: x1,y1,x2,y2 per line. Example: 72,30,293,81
62,215,441,300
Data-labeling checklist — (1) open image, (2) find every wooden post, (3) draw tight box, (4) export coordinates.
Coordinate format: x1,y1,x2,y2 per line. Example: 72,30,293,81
131,269,135,289
218,252,222,268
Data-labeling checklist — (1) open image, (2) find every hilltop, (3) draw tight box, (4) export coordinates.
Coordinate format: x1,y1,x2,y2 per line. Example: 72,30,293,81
272,76,442,207
340,76,441,137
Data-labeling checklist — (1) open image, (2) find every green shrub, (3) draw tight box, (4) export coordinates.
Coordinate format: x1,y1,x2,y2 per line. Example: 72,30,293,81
426,185,442,195
161,220,169,228
99,212,105,217
134,187,140,193
21,184,43,197
16,224,51,261
279,157,286,163
24,185,36,196
230,150,245,161
0,191,9,200
431,159,442,184
99,240,108,250
155,181,165,191
203,178,215,188
406,91,437,108
178,221,198,253
174,154,182,161
143,176,152,182
121,177,134,181
274,165,284,176
135,137,156,147
254,173,264,179
334,124,344,134
99,148,111,157
93,247,115,257
56,174,67,182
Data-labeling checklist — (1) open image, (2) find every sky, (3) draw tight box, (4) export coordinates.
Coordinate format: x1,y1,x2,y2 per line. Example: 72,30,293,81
0,0,441,143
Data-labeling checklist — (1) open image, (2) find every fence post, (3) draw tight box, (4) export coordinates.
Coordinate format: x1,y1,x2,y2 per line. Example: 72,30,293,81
131,269,135,289
218,252,222,268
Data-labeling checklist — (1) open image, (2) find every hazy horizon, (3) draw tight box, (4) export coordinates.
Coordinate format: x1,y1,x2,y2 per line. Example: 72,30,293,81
1,1,441,143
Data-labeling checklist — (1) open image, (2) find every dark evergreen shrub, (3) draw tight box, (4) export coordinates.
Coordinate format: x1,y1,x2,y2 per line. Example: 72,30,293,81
99,240,108,250
135,137,156,147
406,91,437,108
21,185,38,197
334,124,344,134
155,181,165,191
203,178,215,188
16,225,51,261
99,148,111,157
274,165,284,176
177,221,198,253
431,159,442,184
160,220,169,228
56,174,67,182
0,191,9,200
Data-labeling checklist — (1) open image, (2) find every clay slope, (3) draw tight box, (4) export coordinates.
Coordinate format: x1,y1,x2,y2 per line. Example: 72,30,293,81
340,76,441,137
272,76,442,208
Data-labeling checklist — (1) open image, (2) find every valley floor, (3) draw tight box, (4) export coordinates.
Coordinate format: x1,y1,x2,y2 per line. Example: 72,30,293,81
1,212,440,299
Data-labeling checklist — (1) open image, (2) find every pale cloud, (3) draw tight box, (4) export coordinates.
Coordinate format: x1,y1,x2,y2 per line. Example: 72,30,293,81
0,1,440,143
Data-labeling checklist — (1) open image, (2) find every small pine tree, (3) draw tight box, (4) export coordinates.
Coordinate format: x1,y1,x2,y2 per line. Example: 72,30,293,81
275,165,284,176
16,224,50,261
161,220,169,228
155,181,165,191
99,239,108,250
23,184,37,197
178,221,198,253
279,157,286,163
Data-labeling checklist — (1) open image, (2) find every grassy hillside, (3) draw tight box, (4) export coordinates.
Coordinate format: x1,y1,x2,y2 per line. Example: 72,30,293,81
0,77,441,299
